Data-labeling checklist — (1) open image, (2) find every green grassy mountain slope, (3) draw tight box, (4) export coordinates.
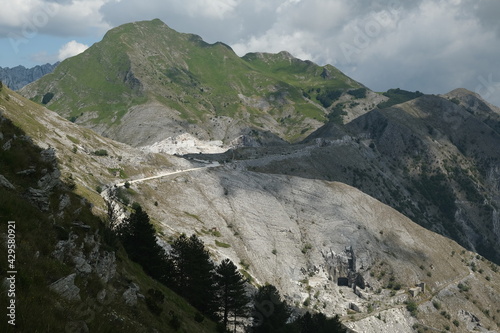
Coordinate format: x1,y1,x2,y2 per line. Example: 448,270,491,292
20,19,364,146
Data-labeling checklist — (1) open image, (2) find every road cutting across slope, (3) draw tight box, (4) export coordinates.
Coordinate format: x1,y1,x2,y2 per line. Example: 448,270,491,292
115,161,221,186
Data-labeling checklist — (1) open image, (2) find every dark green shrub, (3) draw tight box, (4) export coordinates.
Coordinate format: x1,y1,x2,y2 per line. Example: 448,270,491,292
115,187,130,205
93,149,108,156
406,300,418,316
316,88,342,108
327,103,347,124
441,311,451,320
169,312,182,330
145,289,164,316
377,88,424,108
42,92,54,104
194,312,204,323
458,283,470,292
347,88,367,99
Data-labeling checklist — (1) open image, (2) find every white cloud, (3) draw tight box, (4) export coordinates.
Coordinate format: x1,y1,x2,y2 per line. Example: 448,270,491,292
0,0,111,38
57,40,88,60
230,0,500,105
184,0,240,19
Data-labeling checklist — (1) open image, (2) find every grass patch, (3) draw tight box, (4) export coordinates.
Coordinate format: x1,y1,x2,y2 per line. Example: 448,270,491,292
107,168,127,179
66,135,80,144
239,269,254,284
184,211,202,223
215,240,231,248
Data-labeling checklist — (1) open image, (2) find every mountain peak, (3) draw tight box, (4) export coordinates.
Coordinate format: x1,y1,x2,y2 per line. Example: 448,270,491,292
444,88,500,115
445,88,481,99
20,20,361,146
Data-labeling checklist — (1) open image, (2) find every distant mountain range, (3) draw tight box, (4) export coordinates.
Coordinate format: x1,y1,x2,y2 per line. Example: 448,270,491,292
0,62,59,90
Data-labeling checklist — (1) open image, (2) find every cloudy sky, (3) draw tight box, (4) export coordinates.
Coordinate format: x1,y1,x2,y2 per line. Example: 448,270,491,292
1,0,499,106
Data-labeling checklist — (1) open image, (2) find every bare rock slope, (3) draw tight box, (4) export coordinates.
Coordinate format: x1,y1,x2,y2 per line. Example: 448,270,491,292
128,166,500,333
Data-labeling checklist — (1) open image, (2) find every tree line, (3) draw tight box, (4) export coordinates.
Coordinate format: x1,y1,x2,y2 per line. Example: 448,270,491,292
113,204,346,332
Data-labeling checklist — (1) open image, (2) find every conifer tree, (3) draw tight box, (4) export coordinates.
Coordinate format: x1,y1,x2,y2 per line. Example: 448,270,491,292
292,312,346,333
116,204,165,279
170,234,217,317
251,284,291,333
214,259,250,330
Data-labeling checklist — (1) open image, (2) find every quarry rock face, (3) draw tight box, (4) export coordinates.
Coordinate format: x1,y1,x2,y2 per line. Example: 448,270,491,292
119,166,499,332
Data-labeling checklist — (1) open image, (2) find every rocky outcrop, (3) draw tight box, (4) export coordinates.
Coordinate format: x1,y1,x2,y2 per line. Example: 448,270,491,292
0,174,15,190
0,63,59,90
122,283,143,306
49,273,81,301
323,247,366,290
53,232,117,283
24,148,61,211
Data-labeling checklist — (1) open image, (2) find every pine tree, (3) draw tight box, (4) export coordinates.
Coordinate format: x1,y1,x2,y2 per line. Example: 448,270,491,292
292,312,346,333
214,259,250,330
116,205,165,279
170,234,217,317
251,284,291,333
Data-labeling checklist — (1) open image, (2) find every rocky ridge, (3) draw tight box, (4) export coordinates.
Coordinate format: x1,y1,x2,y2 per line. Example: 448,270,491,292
0,62,58,90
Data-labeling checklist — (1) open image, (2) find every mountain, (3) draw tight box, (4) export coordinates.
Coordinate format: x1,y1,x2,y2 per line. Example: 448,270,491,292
197,89,500,266
3,73,500,332
0,62,59,90
20,19,376,147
